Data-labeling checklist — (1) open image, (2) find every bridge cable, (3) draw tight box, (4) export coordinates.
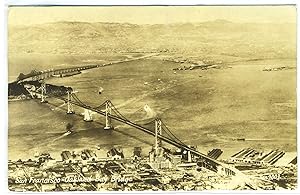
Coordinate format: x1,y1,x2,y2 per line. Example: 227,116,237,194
108,101,131,122
160,120,187,146
71,93,86,106
93,101,107,110
47,93,182,146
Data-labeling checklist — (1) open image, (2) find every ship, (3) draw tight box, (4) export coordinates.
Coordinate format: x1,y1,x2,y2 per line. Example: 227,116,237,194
64,130,73,136
98,87,104,94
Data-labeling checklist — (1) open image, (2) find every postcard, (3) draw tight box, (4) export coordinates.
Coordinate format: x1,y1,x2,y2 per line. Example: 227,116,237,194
7,5,297,191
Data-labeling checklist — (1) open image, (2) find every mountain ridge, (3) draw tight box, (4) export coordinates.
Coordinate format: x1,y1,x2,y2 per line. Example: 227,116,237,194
8,20,296,61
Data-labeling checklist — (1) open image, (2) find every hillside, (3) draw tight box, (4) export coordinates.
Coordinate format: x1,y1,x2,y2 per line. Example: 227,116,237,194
8,20,296,73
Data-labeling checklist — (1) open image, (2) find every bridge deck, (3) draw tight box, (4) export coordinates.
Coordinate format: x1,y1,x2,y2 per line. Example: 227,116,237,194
53,95,240,175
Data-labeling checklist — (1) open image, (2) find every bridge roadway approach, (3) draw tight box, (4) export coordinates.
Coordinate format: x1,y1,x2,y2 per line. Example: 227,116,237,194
48,92,257,184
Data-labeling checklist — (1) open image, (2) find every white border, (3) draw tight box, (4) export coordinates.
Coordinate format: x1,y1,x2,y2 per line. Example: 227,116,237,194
3,0,299,6
1,0,299,195
1,0,8,194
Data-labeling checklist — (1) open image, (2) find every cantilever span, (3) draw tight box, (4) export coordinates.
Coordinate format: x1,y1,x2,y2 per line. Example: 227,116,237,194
16,65,99,82
15,54,159,82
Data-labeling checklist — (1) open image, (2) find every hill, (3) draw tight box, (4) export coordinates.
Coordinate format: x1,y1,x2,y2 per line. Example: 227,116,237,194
8,20,296,69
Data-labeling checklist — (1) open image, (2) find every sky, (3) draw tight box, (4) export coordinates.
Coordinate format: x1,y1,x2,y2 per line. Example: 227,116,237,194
8,5,296,25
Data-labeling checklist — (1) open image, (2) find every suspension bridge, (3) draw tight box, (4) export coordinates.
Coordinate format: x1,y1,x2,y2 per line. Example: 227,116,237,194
26,82,260,189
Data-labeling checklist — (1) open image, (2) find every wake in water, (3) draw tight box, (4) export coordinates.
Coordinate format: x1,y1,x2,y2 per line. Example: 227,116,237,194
113,79,172,110
48,123,74,143
114,93,151,110
143,104,157,119
51,131,73,142
113,79,193,113
114,104,157,129
34,131,74,147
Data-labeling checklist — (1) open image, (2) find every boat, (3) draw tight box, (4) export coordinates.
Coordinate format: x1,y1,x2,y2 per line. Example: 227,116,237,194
64,130,73,136
98,87,104,94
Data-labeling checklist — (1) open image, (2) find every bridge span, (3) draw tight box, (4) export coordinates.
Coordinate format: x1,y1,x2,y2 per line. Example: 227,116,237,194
15,53,159,82
47,91,245,178
26,84,257,189
16,65,99,82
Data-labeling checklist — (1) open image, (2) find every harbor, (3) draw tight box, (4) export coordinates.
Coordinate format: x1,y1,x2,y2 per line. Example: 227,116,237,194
8,60,297,191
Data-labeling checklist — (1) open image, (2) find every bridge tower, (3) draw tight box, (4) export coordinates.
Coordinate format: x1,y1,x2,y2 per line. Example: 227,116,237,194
187,146,192,162
40,81,48,103
104,101,113,130
66,90,75,114
155,118,162,154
